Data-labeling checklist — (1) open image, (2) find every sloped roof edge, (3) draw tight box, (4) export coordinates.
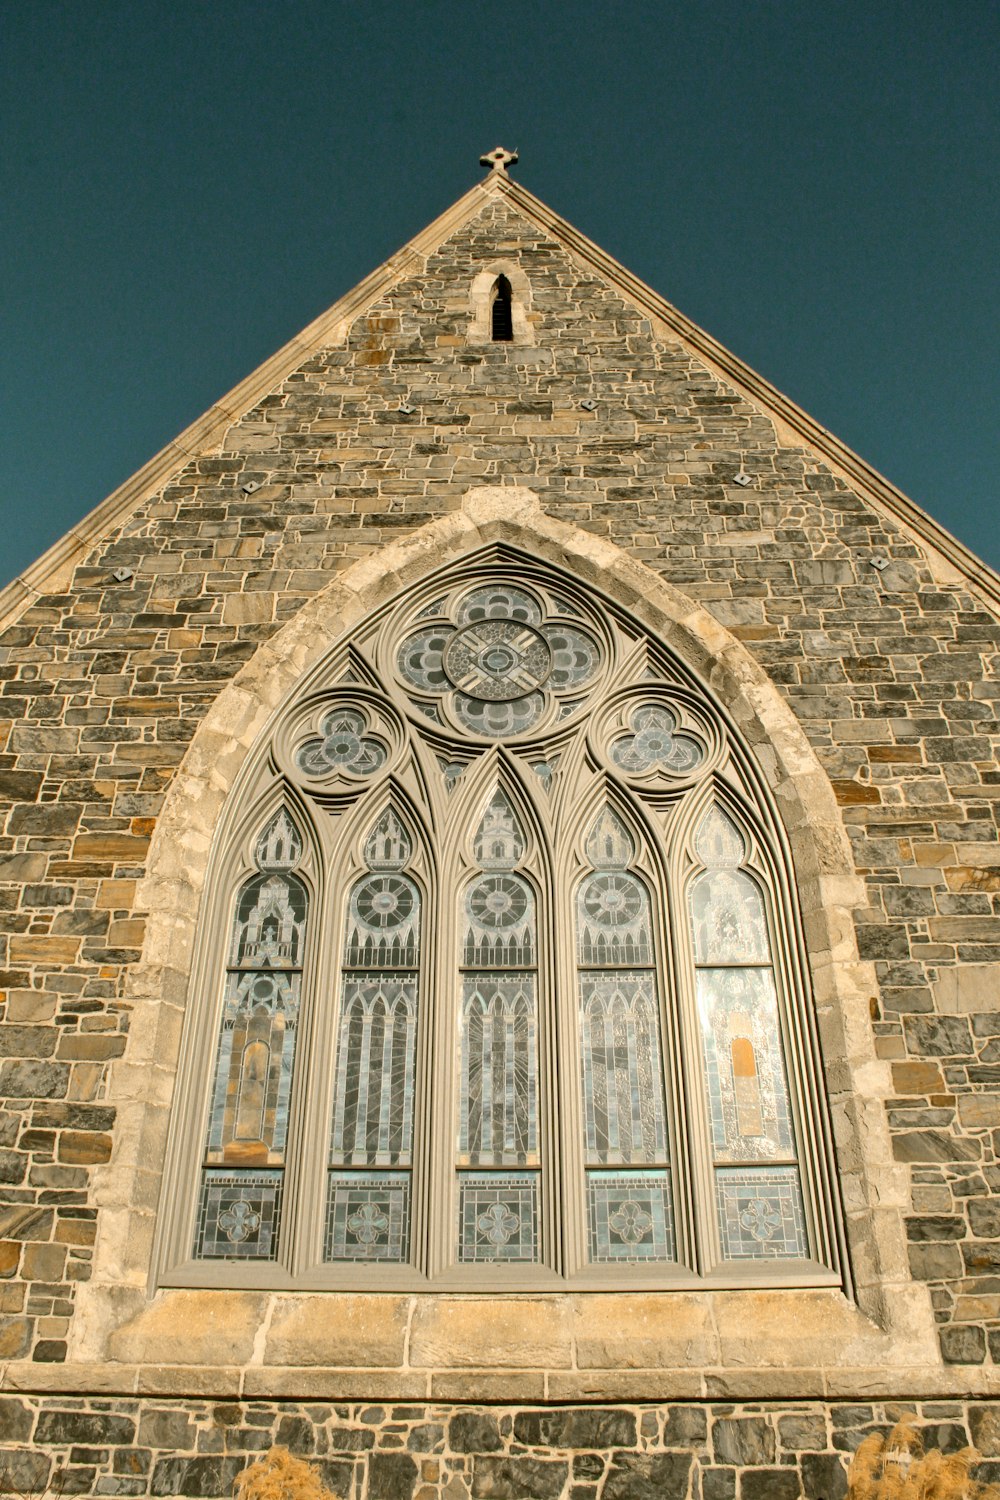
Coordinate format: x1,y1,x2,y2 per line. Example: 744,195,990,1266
493,174,1000,611
3,171,997,631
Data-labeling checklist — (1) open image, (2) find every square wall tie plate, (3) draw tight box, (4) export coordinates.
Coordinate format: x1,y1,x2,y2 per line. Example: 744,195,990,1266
580,398,598,412
733,472,753,487
242,480,260,494
870,556,890,572
111,567,134,583
398,402,416,416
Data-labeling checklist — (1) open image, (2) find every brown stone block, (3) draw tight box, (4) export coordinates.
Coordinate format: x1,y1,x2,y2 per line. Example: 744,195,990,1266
958,1095,1000,1129
71,833,151,861
0,1316,32,1358
572,1293,716,1370
891,1061,945,1095
867,745,924,763
264,1294,408,1367
114,698,181,716
95,879,138,910
108,918,146,947
54,1217,97,1246
430,1370,546,1401
56,1034,126,1061
409,1297,572,1369
832,780,881,806
57,1129,113,1164
0,1241,21,1277
8,935,81,964
222,593,275,626
241,1367,429,1400
109,1291,270,1365
20,1241,66,1281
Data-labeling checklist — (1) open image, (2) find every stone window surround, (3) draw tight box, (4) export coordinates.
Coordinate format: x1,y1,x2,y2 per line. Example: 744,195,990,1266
468,265,535,345
155,551,838,1291
60,487,944,1398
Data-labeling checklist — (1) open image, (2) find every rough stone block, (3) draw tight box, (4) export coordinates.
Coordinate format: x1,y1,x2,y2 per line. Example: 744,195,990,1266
409,1298,571,1370
264,1295,408,1368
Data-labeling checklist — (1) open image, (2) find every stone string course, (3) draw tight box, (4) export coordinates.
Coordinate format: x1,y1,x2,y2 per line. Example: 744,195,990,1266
0,193,999,1378
2,1395,1000,1500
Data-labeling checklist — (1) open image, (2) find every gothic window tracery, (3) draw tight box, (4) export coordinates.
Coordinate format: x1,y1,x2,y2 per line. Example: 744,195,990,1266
167,559,841,1290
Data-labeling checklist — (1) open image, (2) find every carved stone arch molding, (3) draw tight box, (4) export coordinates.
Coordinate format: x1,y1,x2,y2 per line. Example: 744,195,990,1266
76,487,937,1391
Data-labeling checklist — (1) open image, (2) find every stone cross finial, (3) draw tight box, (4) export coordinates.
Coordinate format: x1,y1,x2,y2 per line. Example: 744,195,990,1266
480,146,518,174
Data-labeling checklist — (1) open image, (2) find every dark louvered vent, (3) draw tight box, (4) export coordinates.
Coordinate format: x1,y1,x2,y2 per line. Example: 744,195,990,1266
491,276,514,341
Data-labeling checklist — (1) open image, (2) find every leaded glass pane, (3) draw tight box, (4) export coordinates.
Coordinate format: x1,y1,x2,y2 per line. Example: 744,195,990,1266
456,586,542,626
696,968,794,1160
344,874,420,968
457,1172,538,1261
695,805,746,868
206,970,300,1163
230,874,307,968
396,629,451,692
325,1171,410,1262
463,874,535,966
541,625,601,689
330,977,418,1165
295,707,386,778
715,1166,807,1259
473,790,524,869
610,704,704,776
194,1169,282,1259
459,975,538,1166
453,692,545,738
585,807,633,870
690,869,769,963
577,873,653,965
587,1170,674,1262
579,972,668,1164
255,809,303,872
364,809,411,870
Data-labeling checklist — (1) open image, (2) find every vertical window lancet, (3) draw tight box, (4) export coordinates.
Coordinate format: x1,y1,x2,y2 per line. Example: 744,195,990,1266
195,809,307,1261
490,275,513,341
457,789,539,1263
690,804,807,1261
326,808,420,1264
576,807,675,1264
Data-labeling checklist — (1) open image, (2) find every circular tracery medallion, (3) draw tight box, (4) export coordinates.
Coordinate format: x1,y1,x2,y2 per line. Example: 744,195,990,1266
443,621,552,702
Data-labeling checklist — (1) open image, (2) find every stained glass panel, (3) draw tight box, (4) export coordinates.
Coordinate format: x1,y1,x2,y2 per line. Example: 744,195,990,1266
696,968,794,1160
330,977,418,1165
689,869,769,963
579,972,668,1164
453,692,545,738
457,1172,538,1262
715,1166,807,1259
459,975,538,1166
577,873,652,966
295,707,386,779
473,790,524,868
610,704,703,776
587,1170,674,1262
694,805,746,869
194,1169,282,1260
463,874,535,967
542,625,601,689
344,874,420,969
230,874,307,969
456,586,542,626
206,970,300,1163
326,1171,410,1262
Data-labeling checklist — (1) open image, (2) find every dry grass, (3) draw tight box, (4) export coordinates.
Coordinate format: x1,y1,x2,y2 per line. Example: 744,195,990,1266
848,1421,1000,1500
234,1447,341,1500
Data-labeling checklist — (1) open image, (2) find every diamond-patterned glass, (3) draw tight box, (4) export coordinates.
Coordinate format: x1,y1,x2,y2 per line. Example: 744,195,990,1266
587,1170,675,1262
715,1166,807,1259
457,1172,538,1262
325,1171,410,1262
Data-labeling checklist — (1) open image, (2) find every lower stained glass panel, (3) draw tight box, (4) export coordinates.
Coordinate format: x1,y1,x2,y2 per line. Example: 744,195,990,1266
194,1169,283,1259
457,1172,538,1262
587,1170,675,1263
325,1171,410,1262
715,1165,807,1259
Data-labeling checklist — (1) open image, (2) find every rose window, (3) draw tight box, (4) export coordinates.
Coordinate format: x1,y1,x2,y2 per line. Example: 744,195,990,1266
396,584,602,738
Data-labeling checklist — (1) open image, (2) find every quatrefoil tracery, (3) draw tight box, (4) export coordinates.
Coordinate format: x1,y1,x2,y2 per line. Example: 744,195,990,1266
395,583,604,740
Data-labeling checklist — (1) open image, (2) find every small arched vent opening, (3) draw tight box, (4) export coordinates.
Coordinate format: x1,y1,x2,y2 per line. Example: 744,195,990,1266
491,276,514,342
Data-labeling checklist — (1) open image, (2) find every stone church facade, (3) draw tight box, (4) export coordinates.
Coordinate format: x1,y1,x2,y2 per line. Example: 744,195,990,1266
1,154,999,1498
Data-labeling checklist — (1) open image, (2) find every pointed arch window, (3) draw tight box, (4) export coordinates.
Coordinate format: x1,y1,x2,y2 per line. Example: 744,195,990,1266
490,275,514,341
159,559,844,1291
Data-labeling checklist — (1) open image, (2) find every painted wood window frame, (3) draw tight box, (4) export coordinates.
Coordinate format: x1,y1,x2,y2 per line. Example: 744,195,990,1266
154,555,846,1293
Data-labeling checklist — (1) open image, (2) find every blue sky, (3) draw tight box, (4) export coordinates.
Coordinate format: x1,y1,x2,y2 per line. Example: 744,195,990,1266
3,0,998,586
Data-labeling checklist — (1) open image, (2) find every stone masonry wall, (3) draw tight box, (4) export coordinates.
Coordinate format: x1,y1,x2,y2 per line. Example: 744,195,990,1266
2,1395,1000,1500
1,193,1000,1368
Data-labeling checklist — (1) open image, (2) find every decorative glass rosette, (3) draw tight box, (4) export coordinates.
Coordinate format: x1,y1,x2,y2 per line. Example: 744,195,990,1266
591,687,723,797
395,583,604,739
276,691,404,798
